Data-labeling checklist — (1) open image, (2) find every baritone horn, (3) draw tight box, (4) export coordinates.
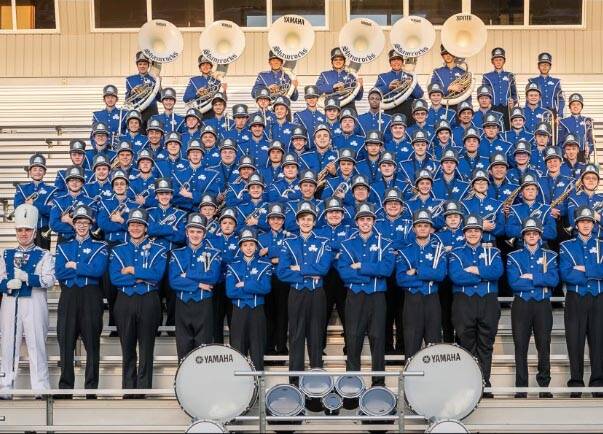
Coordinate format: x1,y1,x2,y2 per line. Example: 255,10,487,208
381,15,435,110
189,20,246,113
326,18,385,108
267,15,315,100
440,13,487,106
126,20,184,112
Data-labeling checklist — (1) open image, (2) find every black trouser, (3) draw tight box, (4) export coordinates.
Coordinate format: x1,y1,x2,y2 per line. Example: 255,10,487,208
452,293,500,387
341,101,357,113
175,297,214,361
265,275,289,354
103,240,120,328
345,290,386,386
439,278,455,343
492,104,511,130
564,291,603,388
402,292,442,360
158,252,175,329
140,104,158,131
231,305,267,371
384,275,404,353
57,284,104,390
385,98,413,121
213,281,232,344
35,226,50,250
511,297,552,387
496,236,514,298
324,268,347,349
114,291,161,389
288,288,327,373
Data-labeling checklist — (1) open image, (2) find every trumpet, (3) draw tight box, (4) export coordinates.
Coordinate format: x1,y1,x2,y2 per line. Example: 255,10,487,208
333,182,350,197
7,192,39,221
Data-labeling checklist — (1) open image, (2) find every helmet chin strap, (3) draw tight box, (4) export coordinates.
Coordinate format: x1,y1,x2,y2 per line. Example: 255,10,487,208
17,229,36,248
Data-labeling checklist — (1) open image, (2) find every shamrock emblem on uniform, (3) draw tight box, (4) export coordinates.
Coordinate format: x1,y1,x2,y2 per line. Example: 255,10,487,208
83,248,92,255
370,244,378,252
250,268,258,275
308,244,318,252
425,253,434,261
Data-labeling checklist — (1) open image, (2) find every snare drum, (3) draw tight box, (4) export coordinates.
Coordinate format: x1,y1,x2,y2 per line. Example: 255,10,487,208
174,344,257,423
186,419,227,433
335,375,365,410
426,419,469,433
266,384,305,417
404,343,483,421
359,386,397,416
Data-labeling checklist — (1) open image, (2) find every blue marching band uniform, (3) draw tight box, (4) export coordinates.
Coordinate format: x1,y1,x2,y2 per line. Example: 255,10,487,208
8,46,603,398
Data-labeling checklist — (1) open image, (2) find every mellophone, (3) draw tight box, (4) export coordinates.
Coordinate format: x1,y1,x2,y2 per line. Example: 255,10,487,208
136,11,488,113
175,343,482,433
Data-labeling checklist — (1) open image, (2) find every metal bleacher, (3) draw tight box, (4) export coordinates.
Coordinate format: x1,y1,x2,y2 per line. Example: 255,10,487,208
0,77,602,432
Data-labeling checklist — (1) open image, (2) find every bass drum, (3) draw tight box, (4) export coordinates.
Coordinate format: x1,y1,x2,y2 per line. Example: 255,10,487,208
426,419,469,433
186,419,228,433
404,343,483,421
174,344,257,423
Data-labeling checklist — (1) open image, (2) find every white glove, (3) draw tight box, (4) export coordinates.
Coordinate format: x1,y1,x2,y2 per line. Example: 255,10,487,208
7,279,22,291
14,268,28,284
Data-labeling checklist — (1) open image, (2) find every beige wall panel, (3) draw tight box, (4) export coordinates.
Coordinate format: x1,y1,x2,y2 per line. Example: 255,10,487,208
0,0,601,80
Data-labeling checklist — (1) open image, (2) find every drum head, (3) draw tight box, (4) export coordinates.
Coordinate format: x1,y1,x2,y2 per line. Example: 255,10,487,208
186,419,227,433
359,387,397,416
321,392,343,411
299,369,334,398
404,343,483,421
266,384,305,417
175,344,257,423
427,419,469,433
335,375,365,399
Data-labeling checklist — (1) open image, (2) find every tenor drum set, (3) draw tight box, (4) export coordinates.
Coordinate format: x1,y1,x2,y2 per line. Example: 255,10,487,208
174,343,484,432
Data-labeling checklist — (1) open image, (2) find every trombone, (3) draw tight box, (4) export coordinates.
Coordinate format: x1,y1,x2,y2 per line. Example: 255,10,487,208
7,191,39,221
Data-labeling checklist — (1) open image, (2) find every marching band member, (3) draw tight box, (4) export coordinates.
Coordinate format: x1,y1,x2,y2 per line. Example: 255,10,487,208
55,140,91,195
278,201,332,375
240,114,270,162
55,205,107,394
406,99,434,141
85,155,115,203
371,151,409,204
120,109,148,150
183,54,225,117
357,88,391,138
558,93,594,161
294,85,325,138
259,203,292,356
338,202,395,385
356,130,385,184
97,170,138,245
385,114,412,160
523,82,549,133
567,164,603,237
143,119,164,158
559,206,603,395
316,47,363,112
268,153,302,204
462,169,506,245
181,108,202,146
539,146,572,240
155,133,186,178
457,127,489,181
396,209,446,359
488,152,519,204
448,214,503,392
375,49,423,118
313,123,338,174
14,154,55,249
270,96,295,144
426,83,455,126
507,140,541,185
88,122,116,168
399,131,439,184
0,204,54,397
347,175,381,215
225,104,252,144
431,120,459,162
92,84,125,143
528,52,565,118
206,207,239,343
561,135,587,179
226,226,272,370
252,50,298,101
259,141,285,186
170,214,222,360
50,166,95,243
198,194,221,236
112,140,137,177
504,107,534,146
507,217,558,398
530,123,550,173
150,88,185,134
431,45,470,108
109,208,167,393
224,155,257,207
406,170,444,228
451,101,479,146
472,85,501,130
236,173,269,232
432,148,469,201
203,92,230,139
506,174,557,247
125,52,160,128
332,108,365,158
324,97,342,135
482,47,518,130
211,139,241,192
197,125,222,168
479,113,512,158
130,149,158,209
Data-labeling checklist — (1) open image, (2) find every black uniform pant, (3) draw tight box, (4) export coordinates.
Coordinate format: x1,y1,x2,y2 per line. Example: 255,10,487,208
385,98,413,121
384,275,403,353
345,290,386,386
288,288,326,373
213,281,232,344
511,297,552,387
114,291,161,390
324,268,347,349
439,278,455,343
35,227,50,250
158,252,175,329
104,241,120,328
265,276,289,354
492,104,511,130
231,305,267,371
140,103,158,131
175,298,213,361
452,293,500,387
496,236,514,298
402,292,442,360
57,284,104,390
564,291,603,388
